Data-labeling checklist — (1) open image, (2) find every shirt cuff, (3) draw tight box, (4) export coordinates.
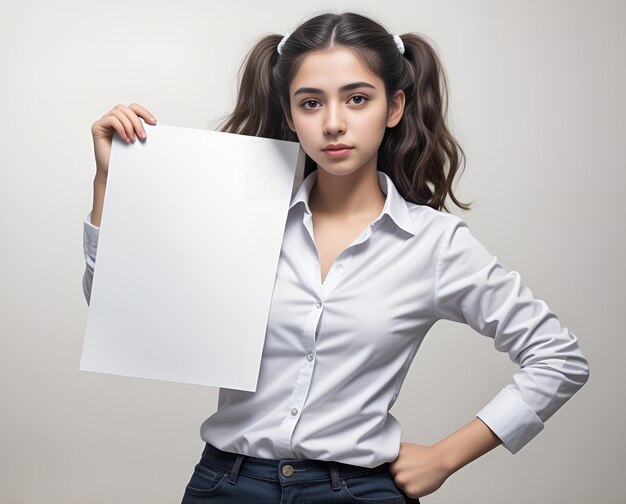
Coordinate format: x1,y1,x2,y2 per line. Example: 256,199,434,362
475,386,544,454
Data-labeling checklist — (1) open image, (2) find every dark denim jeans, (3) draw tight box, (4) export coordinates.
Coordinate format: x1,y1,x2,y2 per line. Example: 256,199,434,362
181,443,421,504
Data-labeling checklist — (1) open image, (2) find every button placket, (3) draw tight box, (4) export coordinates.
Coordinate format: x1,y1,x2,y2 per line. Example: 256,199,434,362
277,295,322,451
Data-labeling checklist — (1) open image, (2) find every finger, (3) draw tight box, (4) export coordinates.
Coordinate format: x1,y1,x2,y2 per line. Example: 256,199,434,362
110,115,133,144
388,460,400,476
98,115,130,143
119,105,146,141
393,472,410,488
108,105,135,141
128,102,158,128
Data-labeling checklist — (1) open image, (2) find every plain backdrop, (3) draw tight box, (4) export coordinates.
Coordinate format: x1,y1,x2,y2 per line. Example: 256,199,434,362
1,1,624,503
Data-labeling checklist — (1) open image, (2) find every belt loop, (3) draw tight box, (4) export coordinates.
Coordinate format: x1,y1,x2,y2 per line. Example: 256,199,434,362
228,454,245,485
329,462,341,491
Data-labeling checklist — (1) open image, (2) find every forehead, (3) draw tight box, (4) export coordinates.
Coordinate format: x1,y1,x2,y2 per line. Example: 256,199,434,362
289,47,383,92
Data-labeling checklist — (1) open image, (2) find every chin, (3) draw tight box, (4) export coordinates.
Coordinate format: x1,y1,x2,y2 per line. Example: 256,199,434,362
316,166,360,177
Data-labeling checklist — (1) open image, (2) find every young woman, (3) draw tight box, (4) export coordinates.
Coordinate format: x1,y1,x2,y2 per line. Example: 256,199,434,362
83,12,589,503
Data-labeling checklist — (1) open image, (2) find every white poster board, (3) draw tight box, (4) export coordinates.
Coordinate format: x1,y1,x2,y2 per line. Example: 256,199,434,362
80,123,305,391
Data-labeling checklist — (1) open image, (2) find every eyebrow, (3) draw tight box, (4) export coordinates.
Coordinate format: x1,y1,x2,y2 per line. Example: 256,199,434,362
293,81,376,96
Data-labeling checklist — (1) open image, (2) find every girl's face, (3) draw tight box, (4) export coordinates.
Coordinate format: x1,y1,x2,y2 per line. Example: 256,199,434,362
285,47,404,178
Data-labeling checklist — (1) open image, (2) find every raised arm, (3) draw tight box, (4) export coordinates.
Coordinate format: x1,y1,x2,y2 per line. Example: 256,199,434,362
89,103,157,225
82,103,157,304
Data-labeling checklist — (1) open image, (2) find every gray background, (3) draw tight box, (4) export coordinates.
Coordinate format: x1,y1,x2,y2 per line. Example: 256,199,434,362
1,0,624,502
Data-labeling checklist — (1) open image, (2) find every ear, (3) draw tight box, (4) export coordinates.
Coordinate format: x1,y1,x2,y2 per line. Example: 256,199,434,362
386,90,405,128
281,98,297,132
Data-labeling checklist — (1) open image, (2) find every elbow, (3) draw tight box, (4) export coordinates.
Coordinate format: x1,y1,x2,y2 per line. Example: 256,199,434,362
564,351,590,392
557,331,591,391
578,354,590,388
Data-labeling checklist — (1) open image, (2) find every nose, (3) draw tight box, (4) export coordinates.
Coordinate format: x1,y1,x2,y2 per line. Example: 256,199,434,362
323,102,346,136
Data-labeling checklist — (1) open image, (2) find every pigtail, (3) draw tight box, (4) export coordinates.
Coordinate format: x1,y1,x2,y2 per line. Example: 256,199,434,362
218,35,294,141
381,34,470,212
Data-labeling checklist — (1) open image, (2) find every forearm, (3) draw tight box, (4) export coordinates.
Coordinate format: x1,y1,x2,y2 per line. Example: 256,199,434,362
435,417,502,474
90,173,107,227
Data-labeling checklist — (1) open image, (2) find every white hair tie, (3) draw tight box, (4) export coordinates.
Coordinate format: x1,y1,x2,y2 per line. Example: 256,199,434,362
277,32,290,55
392,33,405,55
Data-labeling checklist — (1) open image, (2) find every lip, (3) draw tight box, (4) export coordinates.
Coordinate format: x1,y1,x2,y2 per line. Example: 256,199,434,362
322,143,352,151
322,144,353,158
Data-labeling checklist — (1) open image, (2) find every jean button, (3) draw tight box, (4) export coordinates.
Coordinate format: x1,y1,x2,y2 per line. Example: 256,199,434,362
282,464,294,477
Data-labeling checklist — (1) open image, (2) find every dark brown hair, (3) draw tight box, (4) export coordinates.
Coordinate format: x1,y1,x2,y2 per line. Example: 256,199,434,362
219,12,470,212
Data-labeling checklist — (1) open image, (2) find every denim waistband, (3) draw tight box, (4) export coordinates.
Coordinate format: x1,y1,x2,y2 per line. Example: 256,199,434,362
200,443,390,489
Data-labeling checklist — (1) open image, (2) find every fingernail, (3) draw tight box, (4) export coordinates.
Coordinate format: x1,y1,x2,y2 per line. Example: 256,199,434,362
151,116,157,123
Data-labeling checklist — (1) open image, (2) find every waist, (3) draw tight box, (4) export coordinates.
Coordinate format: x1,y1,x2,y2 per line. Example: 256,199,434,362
201,442,392,483
201,402,403,467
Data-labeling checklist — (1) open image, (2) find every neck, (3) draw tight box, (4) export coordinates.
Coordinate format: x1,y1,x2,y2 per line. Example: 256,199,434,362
309,164,386,221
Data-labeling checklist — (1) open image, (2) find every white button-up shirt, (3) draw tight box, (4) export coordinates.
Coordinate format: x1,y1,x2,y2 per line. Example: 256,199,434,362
82,170,589,468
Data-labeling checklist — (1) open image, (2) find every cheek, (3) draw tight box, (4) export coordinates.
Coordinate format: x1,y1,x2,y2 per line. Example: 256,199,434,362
357,112,388,145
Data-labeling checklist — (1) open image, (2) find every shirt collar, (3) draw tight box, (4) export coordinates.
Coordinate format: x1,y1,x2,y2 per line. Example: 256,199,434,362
289,170,415,237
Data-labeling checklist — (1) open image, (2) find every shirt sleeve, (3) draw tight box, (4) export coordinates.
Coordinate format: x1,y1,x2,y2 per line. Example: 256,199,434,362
82,211,100,306
434,215,590,454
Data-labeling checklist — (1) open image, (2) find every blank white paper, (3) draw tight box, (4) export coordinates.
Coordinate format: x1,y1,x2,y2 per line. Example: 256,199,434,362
80,123,305,391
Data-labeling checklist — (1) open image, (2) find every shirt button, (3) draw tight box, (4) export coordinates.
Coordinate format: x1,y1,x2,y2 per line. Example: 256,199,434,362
335,263,344,271
306,352,314,362
315,301,322,308
290,408,298,416
282,465,294,477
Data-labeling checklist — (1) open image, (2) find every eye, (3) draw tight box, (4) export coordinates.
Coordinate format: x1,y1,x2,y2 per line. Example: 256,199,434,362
301,99,321,110
348,95,368,106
